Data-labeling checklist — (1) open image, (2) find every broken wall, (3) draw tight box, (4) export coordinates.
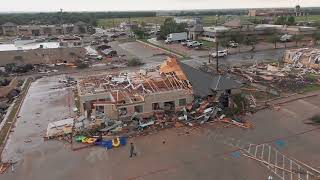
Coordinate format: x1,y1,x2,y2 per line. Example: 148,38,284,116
144,89,194,113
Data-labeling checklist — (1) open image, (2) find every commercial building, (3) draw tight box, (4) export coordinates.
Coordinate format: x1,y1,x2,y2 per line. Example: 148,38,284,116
188,18,317,42
1,21,88,36
77,58,241,120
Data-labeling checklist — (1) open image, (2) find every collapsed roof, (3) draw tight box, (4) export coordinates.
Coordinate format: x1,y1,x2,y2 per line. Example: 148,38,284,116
160,58,242,97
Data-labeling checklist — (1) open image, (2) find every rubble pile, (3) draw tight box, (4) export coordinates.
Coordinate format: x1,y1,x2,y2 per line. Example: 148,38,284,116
232,62,320,93
46,57,251,150
284,48,320,69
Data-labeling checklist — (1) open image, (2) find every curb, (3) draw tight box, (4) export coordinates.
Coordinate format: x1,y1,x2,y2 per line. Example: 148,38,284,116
0,78,32,161
136,40,184,58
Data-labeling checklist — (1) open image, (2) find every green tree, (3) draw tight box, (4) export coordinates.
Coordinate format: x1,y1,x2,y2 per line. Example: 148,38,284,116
133,28,146,39
244,35,258,51
313,31,320,41
4,63,16,72
267,34,279,49
127,58,144,67
140,21,146,27
292,34,304,46
158,18,187,40
287,16,295,25
275,16,287,25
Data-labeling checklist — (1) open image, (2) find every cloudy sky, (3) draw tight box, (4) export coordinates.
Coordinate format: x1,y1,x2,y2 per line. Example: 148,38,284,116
0,0,319,12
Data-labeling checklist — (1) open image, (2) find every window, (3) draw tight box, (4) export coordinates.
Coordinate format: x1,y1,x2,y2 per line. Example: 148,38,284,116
178,98,187,106
96,106,104,113
164,101,175,111
119,107,127,116
152,103,160,110
134,105,143,113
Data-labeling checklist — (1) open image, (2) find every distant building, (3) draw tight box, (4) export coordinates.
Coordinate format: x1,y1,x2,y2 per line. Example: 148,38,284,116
248,7,306,17
1,21,88,36
119,21,139,31
188,18,317,42
174,17,202,26
1,22,18,36
59,35,83,47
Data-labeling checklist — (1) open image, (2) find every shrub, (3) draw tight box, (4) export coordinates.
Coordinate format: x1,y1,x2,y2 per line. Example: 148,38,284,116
127,58,144,67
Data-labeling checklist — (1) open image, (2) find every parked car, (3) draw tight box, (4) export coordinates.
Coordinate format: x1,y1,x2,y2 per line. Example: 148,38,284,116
187,41,203,48
228,41,239,48
97,44,112,50
181,40,193,46
210,50,228,57
101,49,117,57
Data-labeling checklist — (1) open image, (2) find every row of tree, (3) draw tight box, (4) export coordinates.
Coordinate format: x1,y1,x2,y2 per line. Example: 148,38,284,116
0,12,156,26
274,16,296,25
217,31,320,51
158,18,187,40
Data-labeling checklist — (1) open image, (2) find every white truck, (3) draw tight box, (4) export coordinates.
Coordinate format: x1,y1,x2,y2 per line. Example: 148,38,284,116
187,41,203,48
165,32,188,43
210,50,228,58
280,34,293,42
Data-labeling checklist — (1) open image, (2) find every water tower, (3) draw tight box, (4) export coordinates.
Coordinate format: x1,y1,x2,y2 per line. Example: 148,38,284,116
294,0,302,16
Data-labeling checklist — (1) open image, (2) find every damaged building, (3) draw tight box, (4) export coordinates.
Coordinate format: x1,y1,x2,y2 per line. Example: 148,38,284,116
284,48,320,69
77,58,242,120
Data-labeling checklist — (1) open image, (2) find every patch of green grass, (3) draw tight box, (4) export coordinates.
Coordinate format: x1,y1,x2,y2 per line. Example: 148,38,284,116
305,73,320,80
139,39,188,59
301,84,320,93
198,40,216,49
296,15,320,22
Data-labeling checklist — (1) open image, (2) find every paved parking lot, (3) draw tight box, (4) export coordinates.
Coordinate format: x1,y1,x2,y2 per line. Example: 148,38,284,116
1,76,74,163
110,41,169,67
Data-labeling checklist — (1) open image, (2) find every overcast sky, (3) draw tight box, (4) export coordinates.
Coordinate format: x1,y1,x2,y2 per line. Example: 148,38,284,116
0,0,319,12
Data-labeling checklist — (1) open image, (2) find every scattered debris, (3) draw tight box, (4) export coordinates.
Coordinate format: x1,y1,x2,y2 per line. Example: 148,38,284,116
0,163,10,174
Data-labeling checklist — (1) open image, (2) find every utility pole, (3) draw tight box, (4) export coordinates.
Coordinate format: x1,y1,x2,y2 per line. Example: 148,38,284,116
129,16,132,36
59,8,63,26
60,8,64,35
216,40,219,72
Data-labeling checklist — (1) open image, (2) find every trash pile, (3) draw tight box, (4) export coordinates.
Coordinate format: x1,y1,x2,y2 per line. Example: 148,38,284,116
0,162,11,174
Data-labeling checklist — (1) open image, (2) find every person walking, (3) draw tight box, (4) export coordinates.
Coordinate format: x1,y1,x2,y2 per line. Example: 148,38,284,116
129,142,137,158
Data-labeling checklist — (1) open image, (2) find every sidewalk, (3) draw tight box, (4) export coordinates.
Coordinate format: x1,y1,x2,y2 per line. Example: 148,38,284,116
257,90,320,109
